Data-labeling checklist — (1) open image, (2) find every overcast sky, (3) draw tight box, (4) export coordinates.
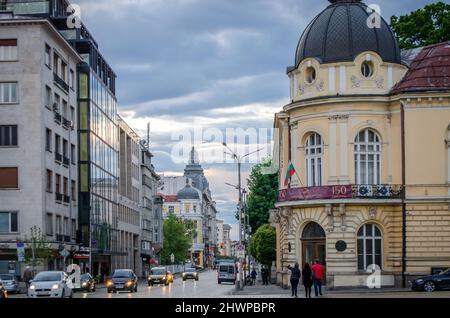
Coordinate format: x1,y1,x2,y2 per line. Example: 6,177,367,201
76,0,439,240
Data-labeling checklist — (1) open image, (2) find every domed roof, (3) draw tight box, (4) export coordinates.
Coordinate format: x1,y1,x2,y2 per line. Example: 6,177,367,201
177,181,200,200
295,0,401,67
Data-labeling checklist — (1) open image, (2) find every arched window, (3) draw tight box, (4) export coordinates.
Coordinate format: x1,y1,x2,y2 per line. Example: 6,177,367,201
354,129,381,185
302,222,326,239
305,133,323,187
357,223,382,270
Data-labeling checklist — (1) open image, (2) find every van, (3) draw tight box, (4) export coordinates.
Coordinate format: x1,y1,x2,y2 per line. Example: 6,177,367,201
217,263,236,284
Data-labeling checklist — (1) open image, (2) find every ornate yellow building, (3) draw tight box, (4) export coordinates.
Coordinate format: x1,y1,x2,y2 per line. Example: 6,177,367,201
271,0,450,289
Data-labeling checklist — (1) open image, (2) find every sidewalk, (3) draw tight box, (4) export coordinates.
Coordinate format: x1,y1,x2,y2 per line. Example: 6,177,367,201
229,282,411,297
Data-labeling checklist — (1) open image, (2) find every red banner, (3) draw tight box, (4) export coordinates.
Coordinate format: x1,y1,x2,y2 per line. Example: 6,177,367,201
278,185,352,202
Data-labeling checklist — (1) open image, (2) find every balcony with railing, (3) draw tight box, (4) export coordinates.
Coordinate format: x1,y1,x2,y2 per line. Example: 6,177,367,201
55,152,62,163
63,195,70,203
278,184,403,204
63,156,70,166
62,117,71,129
53,72,69,92
54,111,62,124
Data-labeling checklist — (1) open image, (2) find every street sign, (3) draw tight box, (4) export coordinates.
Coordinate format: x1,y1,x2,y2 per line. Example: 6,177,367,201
236,244,245,258
60,249,70,258
170,253,175,263
16,241,25,262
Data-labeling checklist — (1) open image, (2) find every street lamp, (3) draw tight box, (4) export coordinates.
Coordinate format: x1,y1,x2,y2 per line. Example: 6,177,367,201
222,142,263,290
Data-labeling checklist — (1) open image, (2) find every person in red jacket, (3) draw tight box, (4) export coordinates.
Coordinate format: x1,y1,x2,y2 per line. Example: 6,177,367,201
311,259,325,297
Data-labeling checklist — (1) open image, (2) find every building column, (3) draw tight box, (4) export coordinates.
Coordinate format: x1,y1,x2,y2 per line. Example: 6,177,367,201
447,125,450,195
290,123,300,187
328,115,338,184
339,115,350,183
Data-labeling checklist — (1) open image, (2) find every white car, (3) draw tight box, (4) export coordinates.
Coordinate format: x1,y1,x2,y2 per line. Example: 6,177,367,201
28,271,73,298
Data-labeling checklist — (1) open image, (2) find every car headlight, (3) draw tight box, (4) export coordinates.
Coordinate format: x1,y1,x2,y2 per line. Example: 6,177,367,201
148,276,152,280
82,282,87,287
29,285,35,290
415,279,424,284
106,281,113,287
52,284,60,290
126,281,133,286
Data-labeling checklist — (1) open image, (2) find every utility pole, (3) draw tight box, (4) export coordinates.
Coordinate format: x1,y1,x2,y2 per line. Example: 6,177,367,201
222,143,263,290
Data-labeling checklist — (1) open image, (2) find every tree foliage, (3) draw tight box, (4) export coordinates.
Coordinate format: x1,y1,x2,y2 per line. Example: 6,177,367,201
390,2,450,49
246,159,278,234
161,214,191,265
249,224,276,267
24,226,53,266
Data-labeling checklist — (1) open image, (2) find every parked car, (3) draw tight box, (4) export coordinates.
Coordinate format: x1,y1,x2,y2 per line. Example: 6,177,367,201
217,263,236,284
167,271,174,283
28,271,73,298
0,274,19,294
182,268,199,281
148,267,171,286
73,273,96,293
106,269,138,293
0,279,7,299
411,268,450,292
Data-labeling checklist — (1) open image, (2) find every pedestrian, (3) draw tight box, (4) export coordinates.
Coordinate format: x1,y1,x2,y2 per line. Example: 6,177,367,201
261,266,269,285
302,263,313,298
23,266,33,294
287,263,301,297
250,268,257,285
311,259,325,297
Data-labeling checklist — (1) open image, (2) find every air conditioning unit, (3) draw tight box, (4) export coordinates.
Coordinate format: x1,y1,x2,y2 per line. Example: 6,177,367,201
357,185,373,197
377,185,393,197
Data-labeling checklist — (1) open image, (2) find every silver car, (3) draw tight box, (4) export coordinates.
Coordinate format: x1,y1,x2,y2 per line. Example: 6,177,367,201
0,274,19,294
28,271,73,298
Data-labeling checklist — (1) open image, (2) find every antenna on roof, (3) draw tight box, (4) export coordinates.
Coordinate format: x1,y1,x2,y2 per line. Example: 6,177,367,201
147,122,150,151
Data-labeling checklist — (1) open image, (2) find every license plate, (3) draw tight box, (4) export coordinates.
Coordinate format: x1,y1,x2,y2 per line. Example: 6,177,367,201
116,284,123,288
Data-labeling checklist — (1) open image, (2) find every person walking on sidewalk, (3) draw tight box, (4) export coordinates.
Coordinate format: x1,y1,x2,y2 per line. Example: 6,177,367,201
311,259,325,297
261,266,269,285
250,268,257,285
287,263,301,297
302,263,313,298
23,266,33,295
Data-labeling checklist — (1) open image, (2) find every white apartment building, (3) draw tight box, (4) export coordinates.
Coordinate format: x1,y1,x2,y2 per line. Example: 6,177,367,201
0,14,81,275
116,116,141,274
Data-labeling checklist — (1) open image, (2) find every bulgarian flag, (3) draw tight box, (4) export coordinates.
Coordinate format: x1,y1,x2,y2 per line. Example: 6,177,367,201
284,161,296,187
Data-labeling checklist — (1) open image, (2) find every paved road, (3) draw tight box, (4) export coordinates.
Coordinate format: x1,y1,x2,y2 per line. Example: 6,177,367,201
75,269,235,299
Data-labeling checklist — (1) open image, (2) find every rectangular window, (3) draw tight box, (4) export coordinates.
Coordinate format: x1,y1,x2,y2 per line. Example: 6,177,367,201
46,170,52,193
63,217,68,235
0,211,18,233
45,128,52,151
0,167,18,188
0,39,18,61
53,53,59,76
0,82,18,104
70,106,75,123
0,125,18,146
55,174,61,194
169,206,174,214
62,100,68,118
63,139,68,158
53,93,60,112
56,215,62,235
61,61,67,83
71,180,76,201
63,177,68,196
71,219,76,238
45,44,51,67
69,69,75,89
55,134,61,155
46,213,53,236
45,86,52,108
71,144,76,164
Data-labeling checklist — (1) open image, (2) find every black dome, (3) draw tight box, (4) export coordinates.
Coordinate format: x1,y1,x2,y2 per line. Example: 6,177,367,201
177,184,200,200
295,0,401,67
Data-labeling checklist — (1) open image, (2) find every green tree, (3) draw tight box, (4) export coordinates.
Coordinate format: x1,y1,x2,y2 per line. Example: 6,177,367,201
391,2,450,49
246,159,278,234
161,214,191,265
249,224,276,267
24,226,53,267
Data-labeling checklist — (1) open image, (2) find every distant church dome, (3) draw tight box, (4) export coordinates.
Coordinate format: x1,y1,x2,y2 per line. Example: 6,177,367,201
177,179,200,200
295,0,401,67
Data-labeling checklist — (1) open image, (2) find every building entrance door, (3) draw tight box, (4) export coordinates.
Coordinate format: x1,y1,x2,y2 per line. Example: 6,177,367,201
301,222,326,266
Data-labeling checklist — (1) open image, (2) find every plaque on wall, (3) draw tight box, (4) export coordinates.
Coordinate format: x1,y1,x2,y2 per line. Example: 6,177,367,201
335,240,347,252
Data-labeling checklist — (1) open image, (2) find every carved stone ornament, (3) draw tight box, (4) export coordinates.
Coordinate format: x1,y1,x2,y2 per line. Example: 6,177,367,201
351,75,361,88
316,80,325,92
368,207,377,220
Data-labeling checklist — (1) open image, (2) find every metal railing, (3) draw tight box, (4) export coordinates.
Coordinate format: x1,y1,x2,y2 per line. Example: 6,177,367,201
54,112,62,123
53,73,69,92
63,156,70,166
55,152,62,162
352,184,403,199
55,193,63,202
